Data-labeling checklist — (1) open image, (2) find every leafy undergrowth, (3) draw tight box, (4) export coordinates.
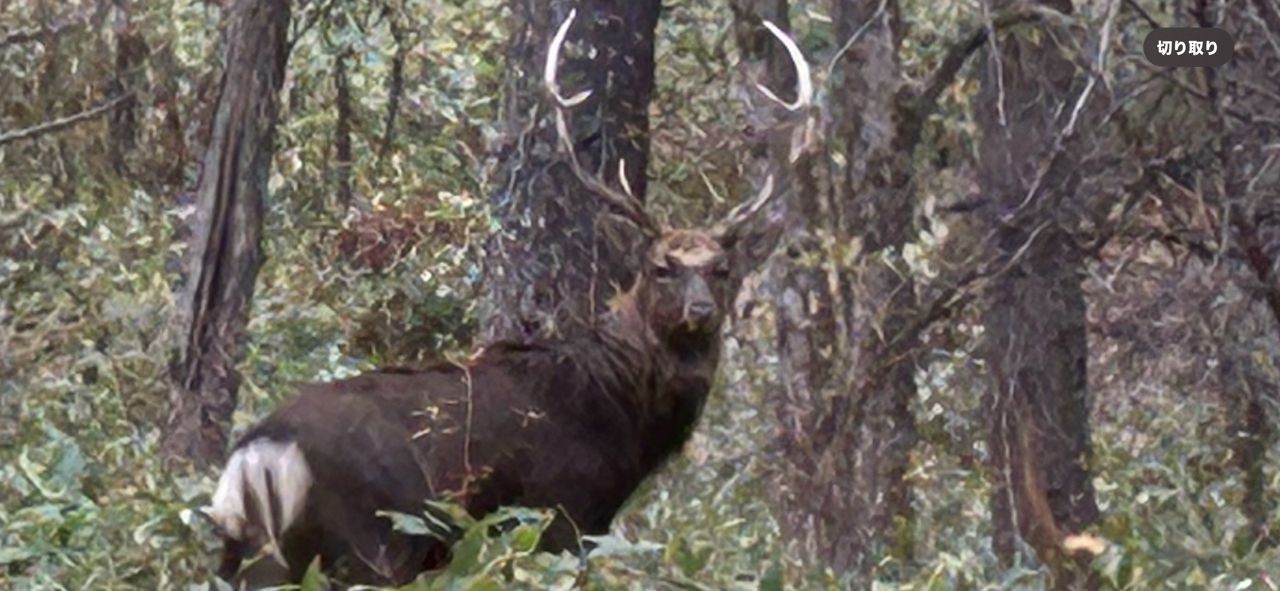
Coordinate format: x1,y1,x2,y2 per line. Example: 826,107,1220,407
4,0,1280,589
3,181,1279,590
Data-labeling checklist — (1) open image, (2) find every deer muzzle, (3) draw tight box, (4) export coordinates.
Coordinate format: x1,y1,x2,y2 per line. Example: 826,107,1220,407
682,277,716,326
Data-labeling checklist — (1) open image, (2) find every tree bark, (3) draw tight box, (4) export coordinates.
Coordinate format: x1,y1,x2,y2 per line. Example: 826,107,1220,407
765,0,918,578
479,0,661,343
108,0,145,176
1201,0,1280,552
379,12,407,165
161,0,291,469
334,47,355,209
974,1,1100,587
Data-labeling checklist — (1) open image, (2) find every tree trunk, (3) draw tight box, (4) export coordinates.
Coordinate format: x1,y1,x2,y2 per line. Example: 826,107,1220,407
334,47,354,209
479,0,661,343
108,0,145,176
974,1,1100,587
161,0,291,469
1203,0,1280,552
766,0,918,578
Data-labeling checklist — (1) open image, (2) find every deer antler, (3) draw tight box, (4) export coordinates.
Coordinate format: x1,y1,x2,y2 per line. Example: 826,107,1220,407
545,9,659,236
710,19,814,242
755,20,814,113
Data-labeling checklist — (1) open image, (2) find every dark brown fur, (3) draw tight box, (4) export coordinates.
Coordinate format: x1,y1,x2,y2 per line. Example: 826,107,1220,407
215,231,738,588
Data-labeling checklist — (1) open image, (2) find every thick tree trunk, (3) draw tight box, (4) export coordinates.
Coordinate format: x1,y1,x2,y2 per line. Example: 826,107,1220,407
161,0,290,469
1205,0,1280,552
479,0,661,343
974,1,1100,587
766,0,918,577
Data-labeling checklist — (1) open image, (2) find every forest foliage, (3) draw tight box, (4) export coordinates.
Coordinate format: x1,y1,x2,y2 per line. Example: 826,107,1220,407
1,0,1278,589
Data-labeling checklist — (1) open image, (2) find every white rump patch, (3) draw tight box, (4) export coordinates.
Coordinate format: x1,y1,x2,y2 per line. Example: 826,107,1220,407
205,439,313,567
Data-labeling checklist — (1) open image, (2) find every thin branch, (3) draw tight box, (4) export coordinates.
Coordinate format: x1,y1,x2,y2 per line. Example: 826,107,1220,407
1003,5,1114,222
1121,0,1163,29
868,216,1057,386
0,92,135,147
824,0,889,83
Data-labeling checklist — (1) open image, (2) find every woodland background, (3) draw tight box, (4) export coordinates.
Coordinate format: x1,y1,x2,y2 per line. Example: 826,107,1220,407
2,0,1279,589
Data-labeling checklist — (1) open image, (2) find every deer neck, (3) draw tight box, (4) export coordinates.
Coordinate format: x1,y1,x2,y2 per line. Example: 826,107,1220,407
596,291,722,412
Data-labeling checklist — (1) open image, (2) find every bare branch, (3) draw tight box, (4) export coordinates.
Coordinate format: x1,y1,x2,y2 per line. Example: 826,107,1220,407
874,218,1056,380
825,0,889,82
0,92,136,147
893,5,1067,162
1122,0,1163,29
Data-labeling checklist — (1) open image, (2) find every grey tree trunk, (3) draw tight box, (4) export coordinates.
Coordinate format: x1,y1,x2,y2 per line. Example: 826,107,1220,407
765,0,919,577
973,1,1100,587
1202,0,1280,551
479,0,662,343
161,0,290,469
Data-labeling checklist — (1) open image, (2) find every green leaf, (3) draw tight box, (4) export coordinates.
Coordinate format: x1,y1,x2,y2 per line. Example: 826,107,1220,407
0,546,41,565
299,556,326,591
584,534,662,559
379,509,435,536
460,575,506,591
508,523,541,553
759,559,785,591
666,536,711,578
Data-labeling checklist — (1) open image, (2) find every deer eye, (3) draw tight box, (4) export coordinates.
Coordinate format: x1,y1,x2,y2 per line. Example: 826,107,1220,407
653,264,676,279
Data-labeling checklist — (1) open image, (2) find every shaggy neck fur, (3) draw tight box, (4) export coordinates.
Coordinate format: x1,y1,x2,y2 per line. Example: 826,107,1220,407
576,280,723,466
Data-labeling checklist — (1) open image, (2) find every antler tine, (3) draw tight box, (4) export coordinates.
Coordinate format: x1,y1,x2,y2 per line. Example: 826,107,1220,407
544,9,592,108
755,19,814,112
710,21,813,243
721,174,774,229
544,9,659,236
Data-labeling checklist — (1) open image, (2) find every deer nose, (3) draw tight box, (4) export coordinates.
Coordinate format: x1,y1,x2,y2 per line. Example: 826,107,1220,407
685,300,715,321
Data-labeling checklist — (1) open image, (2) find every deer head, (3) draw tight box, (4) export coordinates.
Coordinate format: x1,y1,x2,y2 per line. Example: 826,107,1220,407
544,9,812,353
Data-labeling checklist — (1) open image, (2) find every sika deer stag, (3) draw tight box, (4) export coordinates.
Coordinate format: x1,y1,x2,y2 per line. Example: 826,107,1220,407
206,10,812,589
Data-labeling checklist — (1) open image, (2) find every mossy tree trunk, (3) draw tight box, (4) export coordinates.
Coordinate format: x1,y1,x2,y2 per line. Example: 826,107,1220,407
764,0,920,578
1204,0,1280,552
161,0,290,469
